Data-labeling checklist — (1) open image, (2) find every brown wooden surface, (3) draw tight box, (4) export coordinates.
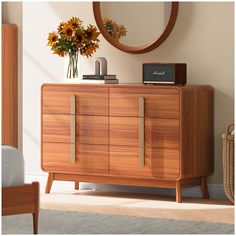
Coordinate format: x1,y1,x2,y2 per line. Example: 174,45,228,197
42,114,108,145
93,2,179,54
2,183,39,215
180,177,201,188
179,86,214,179
2,182,39,233
110,117,180,148
75,180,79,190
176,180,182,203
110,146,179,179
45,173,54,193
41,84,214,202
201,177,209,199
110,87,180,118
42,143,109,174
42,84,108,115
52,173,177,188
33,213,39,234
2,24,18,148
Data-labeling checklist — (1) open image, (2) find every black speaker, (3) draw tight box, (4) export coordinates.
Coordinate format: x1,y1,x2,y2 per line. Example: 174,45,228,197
143,63,186,85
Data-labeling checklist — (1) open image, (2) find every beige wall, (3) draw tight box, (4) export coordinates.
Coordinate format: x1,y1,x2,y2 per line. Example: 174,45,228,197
4,2,234,185
2,2,23,151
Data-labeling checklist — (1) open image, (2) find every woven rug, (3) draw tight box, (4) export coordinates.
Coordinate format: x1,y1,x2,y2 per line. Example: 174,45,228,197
2,209,234,234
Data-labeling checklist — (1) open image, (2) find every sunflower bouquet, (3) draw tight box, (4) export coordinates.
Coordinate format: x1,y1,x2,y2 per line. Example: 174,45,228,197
47,17,100,78
102,17,127,41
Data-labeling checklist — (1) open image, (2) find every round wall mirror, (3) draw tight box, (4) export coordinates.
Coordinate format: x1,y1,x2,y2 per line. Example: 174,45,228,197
93,2,179,54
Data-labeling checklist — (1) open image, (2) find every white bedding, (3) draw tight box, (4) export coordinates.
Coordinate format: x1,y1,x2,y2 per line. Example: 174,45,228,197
2,145,24,187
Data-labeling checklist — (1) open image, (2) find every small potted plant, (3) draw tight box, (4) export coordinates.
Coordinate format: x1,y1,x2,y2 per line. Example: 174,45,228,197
47,17,100,78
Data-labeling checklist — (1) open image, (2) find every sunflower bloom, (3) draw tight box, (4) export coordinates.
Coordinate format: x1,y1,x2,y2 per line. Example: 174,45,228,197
61,23,73,40
57,22,66,33
82,43,99,57
84,25,100,42
67,17,82,29
47,32,58,46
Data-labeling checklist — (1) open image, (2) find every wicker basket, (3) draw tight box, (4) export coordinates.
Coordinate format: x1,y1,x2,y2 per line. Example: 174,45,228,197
222,124,234,203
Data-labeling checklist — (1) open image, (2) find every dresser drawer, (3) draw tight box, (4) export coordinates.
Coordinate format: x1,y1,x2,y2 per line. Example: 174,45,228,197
42,114,108,145
110,117,180,148
110,146,179,179
109,87,180,118
42,85,108,116
42,142,108,174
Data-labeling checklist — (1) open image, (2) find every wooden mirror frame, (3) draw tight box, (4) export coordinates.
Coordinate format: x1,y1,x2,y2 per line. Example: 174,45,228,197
93,2,179,54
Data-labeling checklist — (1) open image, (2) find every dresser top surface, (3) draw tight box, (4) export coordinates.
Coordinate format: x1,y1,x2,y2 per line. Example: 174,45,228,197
42,83,213,92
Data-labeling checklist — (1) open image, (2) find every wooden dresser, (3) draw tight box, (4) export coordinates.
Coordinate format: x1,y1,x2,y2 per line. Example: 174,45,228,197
41,84,214,202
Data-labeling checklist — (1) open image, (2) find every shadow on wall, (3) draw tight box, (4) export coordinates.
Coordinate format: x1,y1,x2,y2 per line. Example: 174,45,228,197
24,50,58,82
23,127,39,147
47,2,93,23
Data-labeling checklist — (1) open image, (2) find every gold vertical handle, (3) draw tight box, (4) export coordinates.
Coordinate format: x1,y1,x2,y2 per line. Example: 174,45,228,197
70,95,76,164
139,97,145,168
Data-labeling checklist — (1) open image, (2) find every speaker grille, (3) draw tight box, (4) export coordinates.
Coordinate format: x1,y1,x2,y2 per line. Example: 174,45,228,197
143,64,174,83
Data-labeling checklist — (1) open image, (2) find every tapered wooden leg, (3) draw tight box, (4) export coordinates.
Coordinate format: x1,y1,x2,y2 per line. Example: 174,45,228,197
200,177,209,199
176,180,182,203
45,173,53,193
33,213,39,234
75,180,79,190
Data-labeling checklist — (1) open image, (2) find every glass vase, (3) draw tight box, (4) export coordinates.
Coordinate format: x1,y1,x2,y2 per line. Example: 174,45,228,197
66,52,79,79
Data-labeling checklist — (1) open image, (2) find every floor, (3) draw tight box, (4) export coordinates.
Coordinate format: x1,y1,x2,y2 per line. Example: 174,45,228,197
41,190,234,224
37,179,234,225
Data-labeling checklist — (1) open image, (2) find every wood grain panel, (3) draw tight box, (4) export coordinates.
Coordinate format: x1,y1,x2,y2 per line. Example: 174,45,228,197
42,114,70,142
42,84,108,115
110,146,179,179
110,117,180,148
2,24,18,148
42,142,108,174
42,114,108,145
110,87,179,118
145,118,180,148
2,182,39,216
52,173,177,188
77,115,108,145
179,86,214,179
110,117,139,147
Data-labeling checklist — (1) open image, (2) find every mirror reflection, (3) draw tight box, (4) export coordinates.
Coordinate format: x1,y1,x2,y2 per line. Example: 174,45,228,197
100,2,171,47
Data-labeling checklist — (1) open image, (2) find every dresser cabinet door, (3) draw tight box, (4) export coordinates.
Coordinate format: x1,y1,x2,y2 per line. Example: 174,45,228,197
110,117,180,148
42,114,108,145
42,143,108,174
109,118,180,179
109,87,180,179
110,87,180,118
42,85,108,116
41,85,109,174
110,146,179,179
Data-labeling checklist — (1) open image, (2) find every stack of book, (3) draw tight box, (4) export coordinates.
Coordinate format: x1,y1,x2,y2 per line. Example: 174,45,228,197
81,75,119,84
